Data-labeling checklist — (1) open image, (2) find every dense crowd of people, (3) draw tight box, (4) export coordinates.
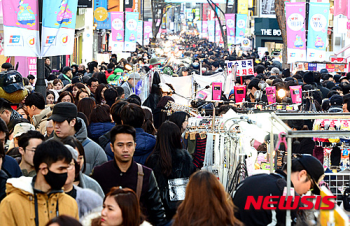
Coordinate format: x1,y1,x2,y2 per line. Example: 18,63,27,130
0,32,343,225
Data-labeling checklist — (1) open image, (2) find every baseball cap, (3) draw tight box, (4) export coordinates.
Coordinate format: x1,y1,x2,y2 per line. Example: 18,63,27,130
296,155,324,195
329,94,343,106
48,102,78,122
1,63,12,70
128,72,141,80
62,66,72,74
0,70,24,93
72,76,82,84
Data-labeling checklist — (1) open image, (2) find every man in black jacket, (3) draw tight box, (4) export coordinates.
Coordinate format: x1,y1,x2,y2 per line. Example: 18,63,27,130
233,155,324,226
91,125,167,226
44,58,52,80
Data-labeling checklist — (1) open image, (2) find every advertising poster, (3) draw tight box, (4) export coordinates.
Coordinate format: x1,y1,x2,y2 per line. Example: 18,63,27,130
334,0,347,17
225,14,235,45
41,0,78,57
215,20,221,44
307,3,330,61
2,0,40,56
196,21,202,37
28,57,37,83
238,0,248,14
94,0,111,29
286,2,306,63
202,21,208,39
143,21,152,45
260,0,275,17
208,20,215,42
137,20,143,44
111,12,124,52
235,14,247,44
124,12,139,52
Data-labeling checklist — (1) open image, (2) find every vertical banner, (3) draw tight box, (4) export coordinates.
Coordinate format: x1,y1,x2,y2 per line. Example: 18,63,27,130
307,3,330,61
94,0,111,29
237,0,249,15
111,12,124,52
286,2,306,63
137,20,143,44
124,12,139,52
2,0,40,56
143,21,152,45
235,14,247,44
208,20,215,42
215,20,221,45
334,0,347,17
202,21,208,39
41,0,78,57
197,21,202,37
225,14,235,45
28,57,37,83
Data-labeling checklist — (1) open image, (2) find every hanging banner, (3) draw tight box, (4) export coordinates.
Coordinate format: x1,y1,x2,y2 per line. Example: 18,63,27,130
111,12,124,52
225,14,235,45
143,21,152,45
2,0,40,57
307,3,330,61
334,0,347,16
215,20,221,44
41,0,78,57
208,20,215,42
124,12,139,52
197,21,202,37
137,20,143,44
286,2,306,63
202,21,208,39
237,0,249,15
235,14,247,44
94,0,111,29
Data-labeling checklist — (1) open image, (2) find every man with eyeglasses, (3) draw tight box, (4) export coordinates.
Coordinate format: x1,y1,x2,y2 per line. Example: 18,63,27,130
233,155,324,226
18,131,44,177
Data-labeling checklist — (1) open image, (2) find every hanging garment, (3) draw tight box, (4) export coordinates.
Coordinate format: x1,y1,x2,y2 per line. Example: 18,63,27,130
193,133,207,169
331,146,341,166
313,146,324,164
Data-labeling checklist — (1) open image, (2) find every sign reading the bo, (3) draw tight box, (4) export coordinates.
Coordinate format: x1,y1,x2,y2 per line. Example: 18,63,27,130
287,13,304,31
310,14,327,32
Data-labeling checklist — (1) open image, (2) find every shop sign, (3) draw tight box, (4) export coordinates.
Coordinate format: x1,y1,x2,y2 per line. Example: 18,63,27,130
78,0,92,8
254,18,281,36
227,59,254,77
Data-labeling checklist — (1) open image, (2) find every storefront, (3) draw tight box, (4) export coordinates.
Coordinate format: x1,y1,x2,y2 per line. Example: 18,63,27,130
254,18,283,53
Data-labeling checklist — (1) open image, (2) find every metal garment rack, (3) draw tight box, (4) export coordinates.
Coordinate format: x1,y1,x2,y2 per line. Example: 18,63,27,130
270,112,350,226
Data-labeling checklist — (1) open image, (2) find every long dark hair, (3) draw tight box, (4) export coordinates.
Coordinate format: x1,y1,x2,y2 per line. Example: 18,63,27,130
169,111,189,132
95,84,108,105
142,108,156,135
77,98,96,122
148,121,182,177
172,171,242,226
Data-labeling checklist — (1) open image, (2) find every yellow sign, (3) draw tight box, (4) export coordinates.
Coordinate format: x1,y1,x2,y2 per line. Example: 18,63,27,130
94,7,108,21
238,0,249,15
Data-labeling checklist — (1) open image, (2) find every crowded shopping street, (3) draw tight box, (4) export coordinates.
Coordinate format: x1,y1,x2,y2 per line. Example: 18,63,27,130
0,0,350,225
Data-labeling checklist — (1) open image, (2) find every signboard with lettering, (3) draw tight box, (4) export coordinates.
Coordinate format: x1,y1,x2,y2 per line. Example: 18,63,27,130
254,18,281,36
78,0,92,8
227,59,255,77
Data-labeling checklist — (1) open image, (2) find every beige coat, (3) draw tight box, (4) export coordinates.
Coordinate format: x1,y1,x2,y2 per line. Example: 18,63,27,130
32,107,51,135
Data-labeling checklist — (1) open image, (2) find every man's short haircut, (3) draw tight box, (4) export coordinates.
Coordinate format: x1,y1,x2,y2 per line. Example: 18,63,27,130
87,77,98,87
111,100,128,124
33,139,72,172
110,125,136,145
0,98,12,111
120,103,145,128
27,74,35,80
116,87,124,97
18,130,45,150
88,61,98,73
25,92,46,110
0,117,8,135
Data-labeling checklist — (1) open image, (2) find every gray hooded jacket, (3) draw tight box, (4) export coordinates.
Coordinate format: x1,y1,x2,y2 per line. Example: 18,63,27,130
53,118,107,175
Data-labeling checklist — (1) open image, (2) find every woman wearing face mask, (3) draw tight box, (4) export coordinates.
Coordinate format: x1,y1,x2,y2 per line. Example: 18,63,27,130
63,145,103,218
87,187,151,226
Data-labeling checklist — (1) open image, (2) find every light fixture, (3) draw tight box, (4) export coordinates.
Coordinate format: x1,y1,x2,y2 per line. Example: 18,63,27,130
124,64,133,71
277,89,286,99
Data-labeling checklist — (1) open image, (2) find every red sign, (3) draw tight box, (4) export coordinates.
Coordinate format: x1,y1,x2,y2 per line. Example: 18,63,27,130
245,196,336,210
330,57,346,63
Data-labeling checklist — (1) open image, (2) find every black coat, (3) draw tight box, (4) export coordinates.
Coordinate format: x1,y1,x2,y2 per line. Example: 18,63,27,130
44,64,52,80
146,149,196,221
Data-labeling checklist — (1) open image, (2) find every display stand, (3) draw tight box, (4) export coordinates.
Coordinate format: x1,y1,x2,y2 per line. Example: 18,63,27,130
270,112,350,226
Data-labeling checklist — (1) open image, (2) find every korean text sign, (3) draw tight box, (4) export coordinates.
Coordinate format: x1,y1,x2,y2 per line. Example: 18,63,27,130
227,59,254,77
